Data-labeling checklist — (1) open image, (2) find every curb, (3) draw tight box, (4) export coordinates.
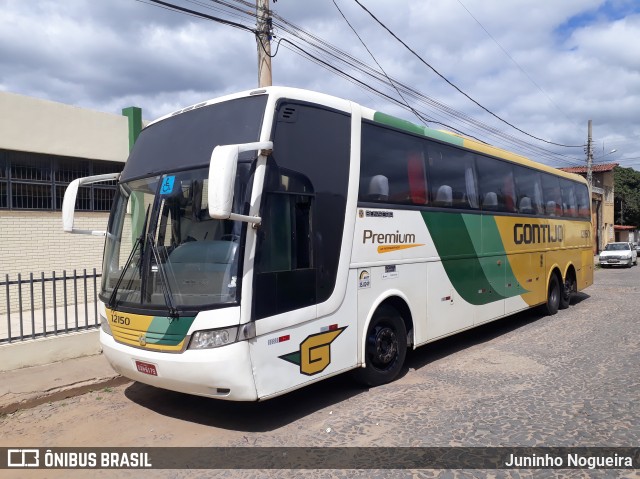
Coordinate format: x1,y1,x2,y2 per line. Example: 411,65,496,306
0,375,131,416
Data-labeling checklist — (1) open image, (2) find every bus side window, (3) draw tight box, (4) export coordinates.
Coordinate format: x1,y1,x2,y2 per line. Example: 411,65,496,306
541,173,563,217
426,144,472,209
576,183,590,218
254,167,316,318
477,155,515,212
359,123,421,205
561,179,577,217
256,166,314,273
513,165,545,215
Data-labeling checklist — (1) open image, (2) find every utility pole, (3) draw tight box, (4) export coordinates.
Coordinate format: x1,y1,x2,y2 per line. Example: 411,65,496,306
256,0,273,87
586,119,593,191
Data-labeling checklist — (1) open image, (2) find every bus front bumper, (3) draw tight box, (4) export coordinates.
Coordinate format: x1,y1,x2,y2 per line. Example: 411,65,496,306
100,330,258,401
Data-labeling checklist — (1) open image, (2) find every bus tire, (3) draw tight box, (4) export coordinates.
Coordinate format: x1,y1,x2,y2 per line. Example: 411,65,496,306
545,274,561,316
559,275,575,310
355,306,407,387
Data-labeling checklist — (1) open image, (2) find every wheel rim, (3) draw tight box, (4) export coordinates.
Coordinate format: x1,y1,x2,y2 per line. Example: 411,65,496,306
368,325,398,370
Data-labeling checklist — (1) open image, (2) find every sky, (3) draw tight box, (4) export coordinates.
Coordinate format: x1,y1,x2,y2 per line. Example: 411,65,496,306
1,0,639,170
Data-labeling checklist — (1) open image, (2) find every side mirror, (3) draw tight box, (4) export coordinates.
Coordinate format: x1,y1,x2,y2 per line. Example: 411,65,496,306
62,172,120,236
208,141,272,224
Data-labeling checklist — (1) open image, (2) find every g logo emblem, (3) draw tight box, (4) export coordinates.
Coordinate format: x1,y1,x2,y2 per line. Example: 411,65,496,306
279,327,347,376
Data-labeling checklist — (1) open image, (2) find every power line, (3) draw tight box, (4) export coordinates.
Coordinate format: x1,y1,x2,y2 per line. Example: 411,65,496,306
277,33,583,165
133,0,585,166
141,0,256,33
454,0,578,128
331,0,438,129
218,1,582,164
353,0,583,148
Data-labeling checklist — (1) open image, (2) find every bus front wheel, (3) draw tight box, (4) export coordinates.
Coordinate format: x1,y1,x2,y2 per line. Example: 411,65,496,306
355,305,407,387
545,274,561,316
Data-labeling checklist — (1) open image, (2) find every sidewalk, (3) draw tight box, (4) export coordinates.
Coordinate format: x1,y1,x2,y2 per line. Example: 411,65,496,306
0,301,98,342
0,353,129,415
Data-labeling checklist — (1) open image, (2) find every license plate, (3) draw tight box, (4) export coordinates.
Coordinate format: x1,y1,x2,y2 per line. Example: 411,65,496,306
135,360,158,376
608,259,618,263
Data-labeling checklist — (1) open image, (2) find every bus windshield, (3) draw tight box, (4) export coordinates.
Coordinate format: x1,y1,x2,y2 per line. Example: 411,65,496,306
101,166,254,313
100,94,267,314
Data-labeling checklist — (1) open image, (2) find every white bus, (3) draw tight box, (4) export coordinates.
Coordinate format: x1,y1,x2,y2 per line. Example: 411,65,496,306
63,87,593,400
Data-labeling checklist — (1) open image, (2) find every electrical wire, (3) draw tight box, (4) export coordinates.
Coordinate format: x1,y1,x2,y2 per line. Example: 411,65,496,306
134,0,586,166
140,0,257,33
332,0,437,128
454,0,579,128
259,3,584,164
353,0,583,148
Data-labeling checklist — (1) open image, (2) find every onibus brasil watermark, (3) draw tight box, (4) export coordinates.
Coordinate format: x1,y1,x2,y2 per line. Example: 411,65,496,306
2,447,638,470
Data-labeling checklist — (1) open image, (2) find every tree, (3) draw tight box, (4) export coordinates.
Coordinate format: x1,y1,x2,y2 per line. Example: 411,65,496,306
614,166,640,227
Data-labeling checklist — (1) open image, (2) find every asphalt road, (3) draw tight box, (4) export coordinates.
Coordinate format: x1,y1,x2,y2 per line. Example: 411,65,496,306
2,263,639,478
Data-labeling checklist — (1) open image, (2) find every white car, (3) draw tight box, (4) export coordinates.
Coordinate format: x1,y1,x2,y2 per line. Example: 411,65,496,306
599,242,638,268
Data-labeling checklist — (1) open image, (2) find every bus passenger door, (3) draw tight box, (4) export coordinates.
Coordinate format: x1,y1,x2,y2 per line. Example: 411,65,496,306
248,100,355,399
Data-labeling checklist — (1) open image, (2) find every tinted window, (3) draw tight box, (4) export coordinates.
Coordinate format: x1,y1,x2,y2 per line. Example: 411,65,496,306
541,174,562,216
513,165,544,215
254,102,350,319
359,123,478,209
575,182,590,218
359,123,423,204
359,121,589,220
476,156,516,212
427,144,478,209
122,95,267,182
560,179,578,217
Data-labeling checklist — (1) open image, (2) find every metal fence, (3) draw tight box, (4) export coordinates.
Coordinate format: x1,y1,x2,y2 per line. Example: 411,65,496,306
0,269,101,344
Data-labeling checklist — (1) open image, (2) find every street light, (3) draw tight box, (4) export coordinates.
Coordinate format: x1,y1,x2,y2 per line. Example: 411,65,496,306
594,148,617,162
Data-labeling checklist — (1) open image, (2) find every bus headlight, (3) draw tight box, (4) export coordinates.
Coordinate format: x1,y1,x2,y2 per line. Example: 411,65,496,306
189,327,239,349
100,314,113,336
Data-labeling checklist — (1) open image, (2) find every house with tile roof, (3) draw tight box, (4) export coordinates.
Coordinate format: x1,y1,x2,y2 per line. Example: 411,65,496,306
560,163,618,253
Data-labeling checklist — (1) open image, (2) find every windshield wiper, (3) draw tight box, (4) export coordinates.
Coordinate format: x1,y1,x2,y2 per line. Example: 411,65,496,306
107,205,150,310
146,234,179,319
106,201,179,319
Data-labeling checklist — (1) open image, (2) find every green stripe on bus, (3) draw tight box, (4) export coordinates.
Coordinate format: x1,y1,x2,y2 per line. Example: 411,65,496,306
373,111,425,135
422,212,528,304
146,316,196,345
422,211,499,305
373,111,464,146
467,215,529,297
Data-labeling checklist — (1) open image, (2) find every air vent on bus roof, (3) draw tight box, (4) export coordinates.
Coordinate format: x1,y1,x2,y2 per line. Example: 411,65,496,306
279,106,298,122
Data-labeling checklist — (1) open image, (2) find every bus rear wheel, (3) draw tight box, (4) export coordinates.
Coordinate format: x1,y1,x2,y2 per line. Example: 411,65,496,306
559,275,576,310
544,274,561,316
355,306,407,387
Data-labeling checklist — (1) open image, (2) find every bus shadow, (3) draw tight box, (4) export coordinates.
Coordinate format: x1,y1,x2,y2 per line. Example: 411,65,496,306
124,292,590,432
405,292,589,371
124,371,365,433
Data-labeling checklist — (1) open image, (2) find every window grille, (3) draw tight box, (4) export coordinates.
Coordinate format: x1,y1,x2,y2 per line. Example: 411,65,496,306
0,149,122,211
